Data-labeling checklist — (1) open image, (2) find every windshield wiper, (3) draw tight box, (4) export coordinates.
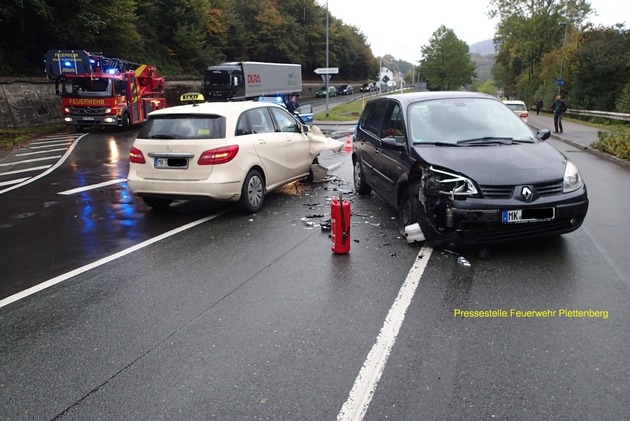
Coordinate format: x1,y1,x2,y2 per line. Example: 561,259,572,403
457,137,513,145
415,141,462,147
150,134,174,139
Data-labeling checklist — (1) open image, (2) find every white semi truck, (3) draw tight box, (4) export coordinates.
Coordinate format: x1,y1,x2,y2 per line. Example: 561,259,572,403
202,61,302,102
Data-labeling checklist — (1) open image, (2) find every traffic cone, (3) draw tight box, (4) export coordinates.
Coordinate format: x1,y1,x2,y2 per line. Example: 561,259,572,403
344,133,353,152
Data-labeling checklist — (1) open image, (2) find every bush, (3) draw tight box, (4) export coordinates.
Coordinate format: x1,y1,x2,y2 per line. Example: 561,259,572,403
592,128,630,160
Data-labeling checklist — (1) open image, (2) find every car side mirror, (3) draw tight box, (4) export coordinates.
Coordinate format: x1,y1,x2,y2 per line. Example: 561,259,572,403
301,124,310,133
381,137,405,151
537,129,551,141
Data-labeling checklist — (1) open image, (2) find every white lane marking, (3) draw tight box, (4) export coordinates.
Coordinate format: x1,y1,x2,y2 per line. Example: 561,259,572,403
0,177,29,187
0,211,228,309
28,140,72,149
0,134,85,195
337,246,433,421
0,155,62,165
15,148,66,156
58,178,127,195
0,165,52,176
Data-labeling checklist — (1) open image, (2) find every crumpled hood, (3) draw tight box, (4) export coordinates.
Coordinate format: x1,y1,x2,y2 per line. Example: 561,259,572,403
413,142,568,184
307,125,344,158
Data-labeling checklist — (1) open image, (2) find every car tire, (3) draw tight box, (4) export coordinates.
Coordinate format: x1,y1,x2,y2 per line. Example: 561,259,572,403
142,196,172,210
240,169,264,213
353,159,372,195
120,112,130,131
397,188,421,237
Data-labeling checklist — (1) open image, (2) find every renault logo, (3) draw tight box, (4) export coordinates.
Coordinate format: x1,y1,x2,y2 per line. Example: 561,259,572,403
521,186,534,202
166,145,172,152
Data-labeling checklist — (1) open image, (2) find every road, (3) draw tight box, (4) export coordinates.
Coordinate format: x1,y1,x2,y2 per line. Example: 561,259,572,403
0,113,629,420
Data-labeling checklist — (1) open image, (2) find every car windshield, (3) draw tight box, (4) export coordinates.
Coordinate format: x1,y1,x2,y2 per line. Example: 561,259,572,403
138,115,226,140
409,98,534,145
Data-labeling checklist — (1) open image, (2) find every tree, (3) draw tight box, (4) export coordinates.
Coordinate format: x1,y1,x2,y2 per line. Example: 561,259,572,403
489,0,591,103
570,24,630,110
419,26,476,91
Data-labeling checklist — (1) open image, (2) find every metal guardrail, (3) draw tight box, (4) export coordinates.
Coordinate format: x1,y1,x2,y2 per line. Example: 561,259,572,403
566,109,630,122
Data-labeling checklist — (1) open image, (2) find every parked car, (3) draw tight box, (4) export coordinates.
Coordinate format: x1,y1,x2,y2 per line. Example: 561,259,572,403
337,84,354,95
360,83,374,92
503,100,529,122
352,92,588,249
316,85,337,98
128,101,342,213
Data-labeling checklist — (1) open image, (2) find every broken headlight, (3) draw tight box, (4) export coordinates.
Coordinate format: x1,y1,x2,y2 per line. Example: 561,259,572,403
425,166,479,197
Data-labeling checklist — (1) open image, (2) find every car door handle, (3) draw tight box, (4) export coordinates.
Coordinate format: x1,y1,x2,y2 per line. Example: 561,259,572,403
258,140,267,144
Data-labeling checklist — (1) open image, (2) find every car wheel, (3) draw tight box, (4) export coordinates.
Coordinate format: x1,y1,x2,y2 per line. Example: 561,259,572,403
353,159,372,195
397,189,419,236
120,112,130,131
142,197,172,210
240,169,264,213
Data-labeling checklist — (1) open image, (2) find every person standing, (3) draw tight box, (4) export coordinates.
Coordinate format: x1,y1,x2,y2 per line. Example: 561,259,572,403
286,94,300,114
551,95,568,133
535,98,543,115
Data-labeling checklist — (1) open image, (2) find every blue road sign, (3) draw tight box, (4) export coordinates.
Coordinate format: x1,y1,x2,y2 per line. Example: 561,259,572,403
556,79,564,87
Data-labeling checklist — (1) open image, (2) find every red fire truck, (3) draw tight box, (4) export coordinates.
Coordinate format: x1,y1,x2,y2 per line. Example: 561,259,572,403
45,50,166,131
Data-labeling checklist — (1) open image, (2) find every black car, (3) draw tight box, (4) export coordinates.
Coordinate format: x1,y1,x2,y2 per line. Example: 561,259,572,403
352,92,589,249
360,83,374,92
337,84,354,95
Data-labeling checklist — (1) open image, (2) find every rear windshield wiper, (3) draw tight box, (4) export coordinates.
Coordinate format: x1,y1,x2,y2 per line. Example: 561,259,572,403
150,134,175,139
457,137,513,145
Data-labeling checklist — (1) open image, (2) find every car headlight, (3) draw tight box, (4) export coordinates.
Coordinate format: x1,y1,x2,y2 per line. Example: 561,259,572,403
426,166,478,197
563,160,583,193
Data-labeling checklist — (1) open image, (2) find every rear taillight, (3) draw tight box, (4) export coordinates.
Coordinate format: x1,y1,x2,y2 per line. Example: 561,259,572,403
129,146,146,164
198,145,239,165
522,113,528,118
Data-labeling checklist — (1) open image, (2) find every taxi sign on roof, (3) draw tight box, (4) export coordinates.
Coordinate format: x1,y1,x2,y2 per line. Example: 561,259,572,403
180,92,205,103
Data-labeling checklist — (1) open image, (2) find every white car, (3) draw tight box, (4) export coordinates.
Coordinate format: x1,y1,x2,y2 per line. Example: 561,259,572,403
502,100,529,122
127,101,342,212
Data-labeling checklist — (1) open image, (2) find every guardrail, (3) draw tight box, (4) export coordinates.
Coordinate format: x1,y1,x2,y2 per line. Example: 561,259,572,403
566,109,630,122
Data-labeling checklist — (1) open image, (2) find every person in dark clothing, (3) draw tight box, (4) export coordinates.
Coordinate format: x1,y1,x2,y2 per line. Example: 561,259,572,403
286,94,300,114
535,98,543,115
551,95,568,133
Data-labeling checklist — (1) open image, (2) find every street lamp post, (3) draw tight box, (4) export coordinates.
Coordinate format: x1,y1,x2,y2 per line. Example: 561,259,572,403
558,21,568,95
325,0,330,117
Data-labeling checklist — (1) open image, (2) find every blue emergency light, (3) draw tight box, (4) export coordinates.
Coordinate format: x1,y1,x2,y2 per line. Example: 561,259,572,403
63,60,73,68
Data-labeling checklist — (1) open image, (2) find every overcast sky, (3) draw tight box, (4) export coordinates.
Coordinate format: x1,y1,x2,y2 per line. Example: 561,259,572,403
318,0,630,63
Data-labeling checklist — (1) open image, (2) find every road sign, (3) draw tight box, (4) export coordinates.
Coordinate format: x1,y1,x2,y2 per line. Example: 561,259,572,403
556,78,564,87
314,67,339,75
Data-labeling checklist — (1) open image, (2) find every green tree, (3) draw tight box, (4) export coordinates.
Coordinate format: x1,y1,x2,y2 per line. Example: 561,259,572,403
419,26,476,91
489,0,591,103
569,24,630,111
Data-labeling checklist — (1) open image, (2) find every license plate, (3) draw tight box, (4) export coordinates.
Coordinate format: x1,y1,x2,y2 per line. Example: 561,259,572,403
82,116,95,121
502,208,555,223
154,157,188,168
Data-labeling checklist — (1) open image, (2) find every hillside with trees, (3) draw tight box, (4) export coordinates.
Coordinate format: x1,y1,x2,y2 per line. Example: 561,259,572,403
0,0,378,82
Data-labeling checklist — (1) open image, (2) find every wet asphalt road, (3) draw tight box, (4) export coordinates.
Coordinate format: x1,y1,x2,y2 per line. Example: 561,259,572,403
0,123,629,420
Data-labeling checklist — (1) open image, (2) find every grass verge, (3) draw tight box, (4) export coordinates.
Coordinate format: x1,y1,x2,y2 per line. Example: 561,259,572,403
0,124,68,150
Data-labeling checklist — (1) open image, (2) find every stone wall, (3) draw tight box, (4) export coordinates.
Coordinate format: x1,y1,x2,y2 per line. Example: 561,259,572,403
0,79,60,128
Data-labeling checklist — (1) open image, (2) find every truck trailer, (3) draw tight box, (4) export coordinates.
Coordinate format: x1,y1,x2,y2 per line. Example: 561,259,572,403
202,62,302,102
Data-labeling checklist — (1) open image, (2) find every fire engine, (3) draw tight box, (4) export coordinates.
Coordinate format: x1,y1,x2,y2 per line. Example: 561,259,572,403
44,50,166,131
